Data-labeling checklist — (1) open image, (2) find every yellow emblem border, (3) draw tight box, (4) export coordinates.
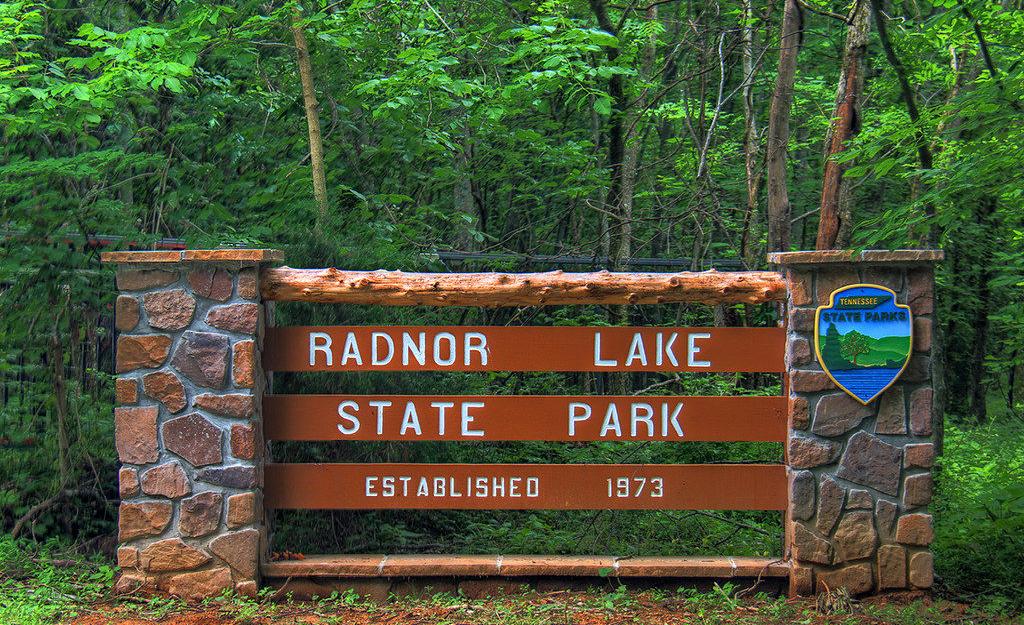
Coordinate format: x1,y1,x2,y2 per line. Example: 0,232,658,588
813,283,913,405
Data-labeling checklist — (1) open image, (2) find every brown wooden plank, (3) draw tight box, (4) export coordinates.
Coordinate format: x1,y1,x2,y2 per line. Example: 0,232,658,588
263,464,787,510
262,326,784,372
263,395,786,442
260,268,787,306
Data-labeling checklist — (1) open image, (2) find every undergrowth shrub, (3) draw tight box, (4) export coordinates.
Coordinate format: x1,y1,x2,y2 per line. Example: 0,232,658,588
0,536,116,625
0,379,118,542
933,422,1024,611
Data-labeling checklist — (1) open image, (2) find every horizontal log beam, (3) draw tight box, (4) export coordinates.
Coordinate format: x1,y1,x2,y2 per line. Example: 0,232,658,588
261,555,792,579
259,267,787,306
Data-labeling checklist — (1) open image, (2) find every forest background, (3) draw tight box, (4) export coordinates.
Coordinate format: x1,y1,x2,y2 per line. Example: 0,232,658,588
1,0,1022,611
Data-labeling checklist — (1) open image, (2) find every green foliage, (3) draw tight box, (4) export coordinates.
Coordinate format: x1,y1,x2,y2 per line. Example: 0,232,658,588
838,0,1024,420
933,423,1024,611
0,536,116,625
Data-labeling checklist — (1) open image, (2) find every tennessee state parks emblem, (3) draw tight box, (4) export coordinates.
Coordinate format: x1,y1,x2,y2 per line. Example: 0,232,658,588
814,284,912,404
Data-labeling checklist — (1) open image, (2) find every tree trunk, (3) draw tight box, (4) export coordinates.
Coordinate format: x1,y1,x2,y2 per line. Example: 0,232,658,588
51,326,70,488
816,2,870,249
589,0,657,394
870,0,935,245
1007,350,1018,415
929,49,977,453
740,0,762,266
456,130,479,251
589,0,625,269
14,298,75,539
611,3,657,271
766,0,802,252
291,12,329,233
970,196,996,423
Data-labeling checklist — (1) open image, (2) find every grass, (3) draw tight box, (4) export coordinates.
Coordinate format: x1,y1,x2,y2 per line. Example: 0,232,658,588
856,336,912,367
0,538,115,625
1,537,1021,625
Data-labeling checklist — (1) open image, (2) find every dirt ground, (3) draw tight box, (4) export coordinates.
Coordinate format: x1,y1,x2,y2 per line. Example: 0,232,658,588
64,590,1018,625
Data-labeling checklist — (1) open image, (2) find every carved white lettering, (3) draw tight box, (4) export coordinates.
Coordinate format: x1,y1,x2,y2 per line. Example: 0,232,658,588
400,402,422,436
371,332,394,365
687,332,712,367
594,332,617,367
630,402,654,437
625,332,648,366
340,333,362,366
402,332,426,366
309,332,333,366
600,404,622,437
337,400,360,435
568,402,591,436
464,331,488,366
461,402,485,437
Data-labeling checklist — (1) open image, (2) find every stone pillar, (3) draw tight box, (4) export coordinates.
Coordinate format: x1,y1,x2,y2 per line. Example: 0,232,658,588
102,249,282,599
770,250,943,596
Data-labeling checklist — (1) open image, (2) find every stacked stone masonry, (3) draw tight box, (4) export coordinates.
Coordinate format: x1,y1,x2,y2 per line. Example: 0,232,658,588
779,255,938,596
111,258,270,600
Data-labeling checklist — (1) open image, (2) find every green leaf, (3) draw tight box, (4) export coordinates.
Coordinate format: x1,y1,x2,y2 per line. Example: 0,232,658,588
164,76,183,93
874,157,897,177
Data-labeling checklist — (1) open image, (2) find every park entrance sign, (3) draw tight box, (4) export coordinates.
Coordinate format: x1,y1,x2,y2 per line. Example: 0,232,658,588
101,248,941,600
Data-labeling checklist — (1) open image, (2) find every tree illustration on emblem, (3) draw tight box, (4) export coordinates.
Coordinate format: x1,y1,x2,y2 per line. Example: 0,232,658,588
840,330,870,367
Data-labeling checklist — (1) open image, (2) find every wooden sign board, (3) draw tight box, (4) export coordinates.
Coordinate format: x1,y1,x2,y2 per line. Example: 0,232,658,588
261,324,787,516
263,463,787,510
263,395,786,442
263,326,785,372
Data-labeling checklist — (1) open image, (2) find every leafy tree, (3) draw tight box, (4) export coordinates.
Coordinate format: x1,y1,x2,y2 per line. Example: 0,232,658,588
840,330,871,366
